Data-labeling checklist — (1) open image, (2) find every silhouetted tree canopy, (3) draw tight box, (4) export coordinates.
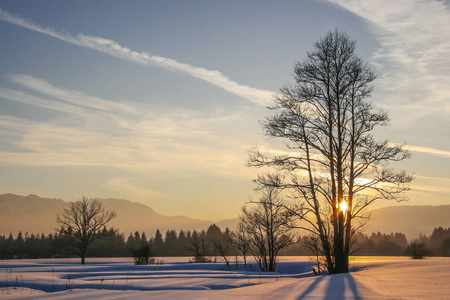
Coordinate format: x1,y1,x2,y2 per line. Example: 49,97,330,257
56,197,117,264
248,29,413,274
2,227,449,260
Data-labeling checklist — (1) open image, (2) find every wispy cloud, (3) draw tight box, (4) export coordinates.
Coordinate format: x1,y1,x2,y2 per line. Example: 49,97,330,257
411,185,450,193
415,174,450,183
328,0,450,118
0,110,254,176
410,174,450,194
0,87,86,115
101,178,166,200
404,145,450,159
0,9,274,106
386,142,450,159
0,75,257,179
8,74,136,114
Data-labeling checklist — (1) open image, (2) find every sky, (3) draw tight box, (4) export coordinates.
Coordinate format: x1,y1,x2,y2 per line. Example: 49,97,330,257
0,0,449,222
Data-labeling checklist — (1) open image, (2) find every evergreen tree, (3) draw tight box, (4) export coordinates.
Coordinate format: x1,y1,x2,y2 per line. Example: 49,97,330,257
164,230,178,256
153,229,164,256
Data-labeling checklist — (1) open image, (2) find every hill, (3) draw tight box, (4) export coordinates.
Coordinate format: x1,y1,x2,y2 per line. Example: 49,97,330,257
0,194,212,237
220,205,450,240
1,194,449,240
363,205,450,240
0,194,67,236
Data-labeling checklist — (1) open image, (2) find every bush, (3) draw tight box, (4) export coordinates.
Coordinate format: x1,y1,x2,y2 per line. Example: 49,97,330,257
406,241,431,259
189,256,214,263
130,242,152,265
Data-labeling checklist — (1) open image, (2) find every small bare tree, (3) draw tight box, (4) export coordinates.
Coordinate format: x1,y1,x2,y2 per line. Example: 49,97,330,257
190,230,211,263
56,197,116,264
302,235,327,275
209,227,233,268
231,222,250,267
240,182,295,272
407,241,431,259
406,235,431,259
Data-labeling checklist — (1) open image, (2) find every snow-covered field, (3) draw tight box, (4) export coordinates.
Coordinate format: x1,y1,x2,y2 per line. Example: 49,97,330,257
1,256,449,299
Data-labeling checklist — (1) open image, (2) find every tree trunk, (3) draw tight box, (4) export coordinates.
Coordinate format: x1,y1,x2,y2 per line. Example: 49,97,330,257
80,247,87,265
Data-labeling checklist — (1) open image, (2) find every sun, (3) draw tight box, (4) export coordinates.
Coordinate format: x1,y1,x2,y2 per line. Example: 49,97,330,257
339,201,348,212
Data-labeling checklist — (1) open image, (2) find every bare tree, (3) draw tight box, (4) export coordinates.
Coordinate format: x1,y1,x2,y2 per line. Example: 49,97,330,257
406,241,431,259
56,197,117,264
209,227,233,268
190,230,211,263
248,29,412,274
128,232,153,265
231,222,250,267
239,182,295,272
302,235,326,276
406,235,431,259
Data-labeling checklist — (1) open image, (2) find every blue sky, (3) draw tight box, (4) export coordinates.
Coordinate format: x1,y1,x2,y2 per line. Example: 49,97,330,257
0,0,449,221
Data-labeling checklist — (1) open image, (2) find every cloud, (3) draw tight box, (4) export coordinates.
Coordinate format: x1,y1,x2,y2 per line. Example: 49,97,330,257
0,87,86,115
386,142,450,159
8,74,136,114
101,178,166,200
415,174,450,183
0,9,274,106
410,174,450,193
404,145,450,159
410,174,450,194
412,184,450,193
0,76,257,179
327,0,450,118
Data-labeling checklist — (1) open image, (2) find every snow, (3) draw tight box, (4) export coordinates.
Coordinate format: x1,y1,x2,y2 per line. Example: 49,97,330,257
1,256,449,299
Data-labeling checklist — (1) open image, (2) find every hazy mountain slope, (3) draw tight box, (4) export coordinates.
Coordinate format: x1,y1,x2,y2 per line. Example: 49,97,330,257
216,218,240,230
218,206,450,240
1,194,449,240
0,194,212,237
94,198,213,236
215,205,450,239
0,194,68,236
363,205,450,239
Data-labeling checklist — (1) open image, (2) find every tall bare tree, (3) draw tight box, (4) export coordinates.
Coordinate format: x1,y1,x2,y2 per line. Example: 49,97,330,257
56,197,116,264
248,30,412,274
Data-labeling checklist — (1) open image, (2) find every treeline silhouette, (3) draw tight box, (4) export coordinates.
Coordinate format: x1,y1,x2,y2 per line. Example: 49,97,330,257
352,232,408,255
0,225,229,260
0,229,129,259
1,225,450,260
428,227,450,256
279,232,408,256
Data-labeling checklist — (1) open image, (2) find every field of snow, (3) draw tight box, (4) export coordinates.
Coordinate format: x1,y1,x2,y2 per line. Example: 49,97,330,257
1,256,449,299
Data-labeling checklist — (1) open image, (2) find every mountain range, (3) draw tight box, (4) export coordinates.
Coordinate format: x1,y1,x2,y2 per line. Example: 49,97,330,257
1,193,449,240
0,194,231,237
363,205,450,239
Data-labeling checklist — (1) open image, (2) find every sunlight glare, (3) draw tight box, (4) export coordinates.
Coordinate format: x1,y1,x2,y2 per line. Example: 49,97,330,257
340,201,348,212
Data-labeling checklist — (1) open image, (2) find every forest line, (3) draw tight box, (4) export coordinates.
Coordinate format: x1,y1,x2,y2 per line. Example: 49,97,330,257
1,225,449,261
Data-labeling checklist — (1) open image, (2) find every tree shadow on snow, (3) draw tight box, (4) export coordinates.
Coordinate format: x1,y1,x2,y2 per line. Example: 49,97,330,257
297,273,361,300
296,276,326,299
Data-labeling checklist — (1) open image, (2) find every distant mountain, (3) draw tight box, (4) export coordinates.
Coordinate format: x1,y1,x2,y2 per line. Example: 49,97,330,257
94,197,213,236
220,205,450,240
363,205,450,240
1,194,449,240
0,194,213,237
0,194,67,236
216,217,240,231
